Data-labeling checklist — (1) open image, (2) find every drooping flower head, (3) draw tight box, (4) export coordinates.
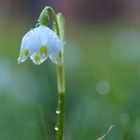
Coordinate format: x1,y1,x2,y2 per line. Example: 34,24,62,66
18,25,64,65
18,6,65,65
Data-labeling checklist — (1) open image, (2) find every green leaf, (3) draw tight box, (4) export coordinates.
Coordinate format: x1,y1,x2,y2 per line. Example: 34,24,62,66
56,13,65,44
38,6,49,26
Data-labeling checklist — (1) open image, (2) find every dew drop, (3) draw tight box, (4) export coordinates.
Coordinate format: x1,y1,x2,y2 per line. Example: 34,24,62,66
55,127,59,131
56,110,61,114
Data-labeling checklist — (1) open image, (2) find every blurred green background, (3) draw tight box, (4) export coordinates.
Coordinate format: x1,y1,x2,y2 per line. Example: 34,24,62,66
0,0,140,140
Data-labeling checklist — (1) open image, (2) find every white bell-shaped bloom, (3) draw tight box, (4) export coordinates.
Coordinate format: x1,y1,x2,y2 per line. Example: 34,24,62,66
18,25,64,65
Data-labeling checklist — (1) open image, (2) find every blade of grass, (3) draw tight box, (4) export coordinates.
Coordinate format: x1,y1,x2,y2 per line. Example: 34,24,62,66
97,125,114,140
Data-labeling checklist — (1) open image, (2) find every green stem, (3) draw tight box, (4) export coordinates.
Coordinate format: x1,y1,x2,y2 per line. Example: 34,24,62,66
39,6,66,140
56,64,65,140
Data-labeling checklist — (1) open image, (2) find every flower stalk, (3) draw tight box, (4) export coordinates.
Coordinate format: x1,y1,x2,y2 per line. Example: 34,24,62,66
18,6,66,140
55,11,66,140
40,6,66,140
56,64,65,140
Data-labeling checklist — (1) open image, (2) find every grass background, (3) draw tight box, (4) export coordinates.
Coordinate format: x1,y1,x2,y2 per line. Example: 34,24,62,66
0,21,140,140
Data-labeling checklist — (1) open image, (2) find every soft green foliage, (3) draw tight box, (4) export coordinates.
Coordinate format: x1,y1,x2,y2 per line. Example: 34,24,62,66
56,13,65,44
0,22,140,140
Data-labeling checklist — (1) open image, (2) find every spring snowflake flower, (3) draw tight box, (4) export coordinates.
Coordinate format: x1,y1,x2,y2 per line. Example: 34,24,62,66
18,25,64,65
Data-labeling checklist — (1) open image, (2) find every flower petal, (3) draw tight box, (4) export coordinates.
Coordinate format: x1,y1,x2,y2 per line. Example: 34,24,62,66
30,53,48,65
18,49,29,64
18,25,64,65
49,49,64,64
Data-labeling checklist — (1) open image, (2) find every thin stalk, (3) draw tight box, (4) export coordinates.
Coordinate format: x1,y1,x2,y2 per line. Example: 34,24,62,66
40,7,66,139
56,64,65,140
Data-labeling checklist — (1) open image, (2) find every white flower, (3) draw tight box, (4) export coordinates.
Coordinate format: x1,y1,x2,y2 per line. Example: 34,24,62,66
18,25,64,65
